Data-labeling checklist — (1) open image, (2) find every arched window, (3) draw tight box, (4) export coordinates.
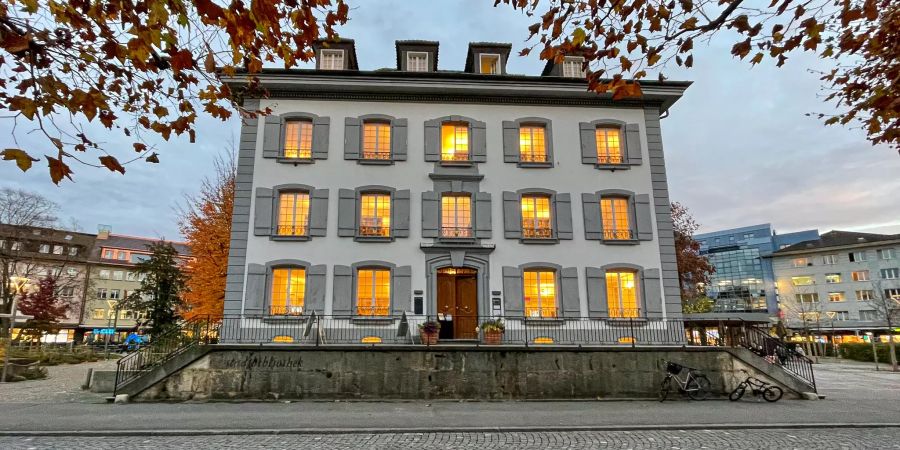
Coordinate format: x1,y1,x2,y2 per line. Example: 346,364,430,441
283,119,313,159
518,124,547,162
600,196,631,240
595,126,623,164
521,194,552,239
362,120,391,160
276,191,310,236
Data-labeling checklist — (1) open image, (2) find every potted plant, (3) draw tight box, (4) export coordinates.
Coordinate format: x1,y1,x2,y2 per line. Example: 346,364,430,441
418,320,441,345
481,319,505,345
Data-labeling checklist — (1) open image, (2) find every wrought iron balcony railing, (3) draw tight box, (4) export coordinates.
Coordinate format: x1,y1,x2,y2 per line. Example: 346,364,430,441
441,227,474,238
603,229,634,240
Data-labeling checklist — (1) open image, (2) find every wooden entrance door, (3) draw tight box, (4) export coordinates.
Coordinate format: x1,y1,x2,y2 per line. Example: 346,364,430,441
436,268,478,339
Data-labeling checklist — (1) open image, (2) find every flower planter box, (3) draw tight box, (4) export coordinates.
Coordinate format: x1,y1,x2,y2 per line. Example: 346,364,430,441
483,330,503,345
420,331,439,345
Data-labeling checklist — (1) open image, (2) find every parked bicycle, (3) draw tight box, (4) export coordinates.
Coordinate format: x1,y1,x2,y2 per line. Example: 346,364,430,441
658,360,711,402
729,369,783,402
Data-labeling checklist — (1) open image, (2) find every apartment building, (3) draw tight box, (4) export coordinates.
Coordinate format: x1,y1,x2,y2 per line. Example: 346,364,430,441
221,39,688,341
772,231,900,342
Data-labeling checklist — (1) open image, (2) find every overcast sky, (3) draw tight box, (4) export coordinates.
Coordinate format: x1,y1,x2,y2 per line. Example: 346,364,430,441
1,0,897,240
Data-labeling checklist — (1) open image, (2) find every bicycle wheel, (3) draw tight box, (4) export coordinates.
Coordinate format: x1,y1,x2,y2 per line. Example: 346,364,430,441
659,377,672,402
763,386,783,403
728,383,746,402
686,374,711,400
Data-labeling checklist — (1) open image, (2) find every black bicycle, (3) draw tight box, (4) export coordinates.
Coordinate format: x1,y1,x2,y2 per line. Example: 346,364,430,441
729,369,783,402
659,360,711,402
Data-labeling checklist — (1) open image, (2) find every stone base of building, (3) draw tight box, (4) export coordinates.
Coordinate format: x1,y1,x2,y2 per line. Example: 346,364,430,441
133,345,811,401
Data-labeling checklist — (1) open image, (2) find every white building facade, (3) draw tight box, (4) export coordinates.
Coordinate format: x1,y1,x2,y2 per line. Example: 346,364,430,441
222,40,688,341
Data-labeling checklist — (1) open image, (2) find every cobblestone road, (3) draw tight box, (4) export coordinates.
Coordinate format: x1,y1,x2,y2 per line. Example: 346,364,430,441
2,428,900,449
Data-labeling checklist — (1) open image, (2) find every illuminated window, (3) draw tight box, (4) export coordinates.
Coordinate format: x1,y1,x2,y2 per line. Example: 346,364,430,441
407,52,428,72
362,121,391,160
479,54,500,74
360,193,391,237
357,268,390,316
828,292,845,302
283,120,313,159
856,290,874,301
606,271,639,318
595,127,622,164
600,198,631,240
270,267,306,315
795,293,819,303
799,312,820,321
441,122,469,161
91,309,105,320
885,288,900,300
792,258,811,268
277,192,310,236
825,273,841,284
791,276,814,286
320,49,344,70
441,194,472,238
523,270,557,318
851,270,869,281
562,56,585,77
521,195,552,239
519,125,547,162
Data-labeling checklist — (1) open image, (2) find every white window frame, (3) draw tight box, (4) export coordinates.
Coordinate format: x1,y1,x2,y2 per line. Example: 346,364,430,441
113,270,124,281
856,290,875,301
879,248,895,260
881,268,899,280
825,273,841,284
66,267,78,277
827,292,845,302
561,56,585,78
39,244,50,254
822,254,837,265
479,53,501,75
851,270,869,281
885,288,900,300
320,49,345,70
99,269,110,280
406,51,429,72
859,310,879,321
850,251,868,262
52,245,63,255
792,258,811,268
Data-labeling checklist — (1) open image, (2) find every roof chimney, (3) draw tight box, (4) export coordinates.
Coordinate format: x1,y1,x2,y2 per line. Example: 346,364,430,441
97,224,111,240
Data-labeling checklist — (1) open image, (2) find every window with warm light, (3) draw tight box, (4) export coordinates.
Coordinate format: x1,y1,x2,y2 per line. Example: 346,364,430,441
523,270,557,318
362,121,391,160
277,192,310,236
825,273,842,284
283,120,313,159
519,125,547,162
521,195,552,238
852,270,870,281
791,276,814,286
441,194,472,238
441,122,469,161
357,268,390,316
856,289,875,301
792,258,811,267
828,292,845,302
595,127,623,164
320,49,344,70
562,56,585,78
359,193,391,237
885,288,900,300
407,52,428,72
91,309,105,320
606,271,639,318
479,54,500,74
270,267,306,315
600,198,632,240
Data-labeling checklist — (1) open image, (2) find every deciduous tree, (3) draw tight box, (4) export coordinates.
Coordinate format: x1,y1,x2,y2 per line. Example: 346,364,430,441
496,0,899,150
120,241,186,337
0,0,349,183
671,202,715,301
16,275,71,343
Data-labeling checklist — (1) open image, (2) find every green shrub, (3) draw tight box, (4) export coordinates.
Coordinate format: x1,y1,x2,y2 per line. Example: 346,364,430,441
838,342,900,364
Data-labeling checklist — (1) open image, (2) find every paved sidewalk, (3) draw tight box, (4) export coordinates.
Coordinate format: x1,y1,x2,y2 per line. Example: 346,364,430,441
0,359,115,404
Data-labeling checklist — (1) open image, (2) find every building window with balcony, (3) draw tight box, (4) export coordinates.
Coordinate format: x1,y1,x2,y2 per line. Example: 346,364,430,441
441,194,472,238
791,275,814,286
880,268,899,280
825,273,841,284
795,293,819,303
319,49,344,70
828,292,845,302
792,258,811,268
851,270,869,281
283,120,313,159
362,121,391,160
523,269,557,318
595,126,623,165
519,125,547,163
600,197,632,240
360,193,391,237
270,267,306,315
562,56,585,77
277,192,310,236
357,268,390,316
879,248,895,260
441,122,469,162
521,195,552,239
407,52,428,72
856,290,875,301
606,271,639,318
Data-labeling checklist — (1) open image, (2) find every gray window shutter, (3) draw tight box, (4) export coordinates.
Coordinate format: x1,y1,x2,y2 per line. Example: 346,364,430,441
625,123,642,165
635,193,654,241
311,116,330,159
642,268,663,318
392,189,411,238
585,267,607,318
306,264,327,314
332,265,352,315
337,189,356,237
561,267,581,318
471,119,487,163
244,264,267,316
502,266,523,316
391,265,412,315
262,116,282,158
581,193,602,240
309,189,329,237
502,120,519,163
579,122,598,164
475,192,492,239
343,117,360,160
424,118,441,162
556,193,573,240
502,191,521,239
253,188,273,236
391,118,408,161
421,191,439,238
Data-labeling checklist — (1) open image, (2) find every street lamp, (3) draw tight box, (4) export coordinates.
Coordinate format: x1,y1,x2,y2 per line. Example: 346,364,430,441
866,331,879,371
1,276,34,384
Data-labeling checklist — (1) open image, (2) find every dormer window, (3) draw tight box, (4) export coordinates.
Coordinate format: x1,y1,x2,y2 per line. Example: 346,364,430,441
479,54,500,74
562,56,585,78
320,49,344,70
407,52,429,72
